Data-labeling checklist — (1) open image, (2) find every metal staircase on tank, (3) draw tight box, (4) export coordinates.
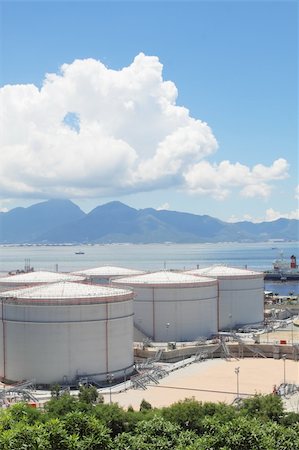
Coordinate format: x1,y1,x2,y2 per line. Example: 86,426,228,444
152,367,168,378
194,348,209,361
153,348,164,361
132,350,168,389
194,338,235,361
131,374,147,390
220,339,234,359
131,370,162,390
231,333,267,358
137,348,164,370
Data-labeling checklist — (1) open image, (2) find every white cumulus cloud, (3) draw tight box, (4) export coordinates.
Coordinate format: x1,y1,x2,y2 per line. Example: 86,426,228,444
264,208,299,221
228,207,299,223
157,202,170,211
184,159,289,199
0,53,290,202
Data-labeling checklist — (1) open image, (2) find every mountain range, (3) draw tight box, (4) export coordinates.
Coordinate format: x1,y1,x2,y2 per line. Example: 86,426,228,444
0,199,298,244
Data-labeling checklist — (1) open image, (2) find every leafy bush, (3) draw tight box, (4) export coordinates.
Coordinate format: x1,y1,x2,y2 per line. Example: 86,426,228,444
0,393,297,449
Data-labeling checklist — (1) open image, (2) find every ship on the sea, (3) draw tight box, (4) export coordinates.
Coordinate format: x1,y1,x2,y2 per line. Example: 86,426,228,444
264,253,299,281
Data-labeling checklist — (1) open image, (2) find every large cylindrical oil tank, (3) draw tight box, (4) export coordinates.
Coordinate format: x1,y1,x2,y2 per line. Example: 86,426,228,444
186,266,264,330
0,271,86,292
0,282,134,385
112,271,218,342
72,266,145,284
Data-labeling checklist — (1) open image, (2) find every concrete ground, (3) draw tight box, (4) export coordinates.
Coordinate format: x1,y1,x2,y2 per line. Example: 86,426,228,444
108,358,299,410
258,327,299,345
1,357,299,413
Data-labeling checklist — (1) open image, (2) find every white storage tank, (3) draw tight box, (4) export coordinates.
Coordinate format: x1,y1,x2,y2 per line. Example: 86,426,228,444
0,282,134,385
72,266,145,284
0,270,86,292
112,271,218,342
187,265,264,330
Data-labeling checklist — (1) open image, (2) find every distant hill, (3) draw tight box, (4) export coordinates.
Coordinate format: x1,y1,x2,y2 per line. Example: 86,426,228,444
0,200,298,244
0,199,85,243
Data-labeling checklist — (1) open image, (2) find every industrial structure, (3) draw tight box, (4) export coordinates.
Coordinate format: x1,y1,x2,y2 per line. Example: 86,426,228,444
72,265,145,284
0,282,134,385
186,265,264,330
112,270,218,342
0,270,86,292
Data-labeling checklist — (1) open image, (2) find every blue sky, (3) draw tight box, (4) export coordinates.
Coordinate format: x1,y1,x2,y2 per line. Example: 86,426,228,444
0,0,298,222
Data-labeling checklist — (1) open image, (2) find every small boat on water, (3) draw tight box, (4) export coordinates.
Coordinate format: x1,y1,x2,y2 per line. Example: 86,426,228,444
75,251,85,255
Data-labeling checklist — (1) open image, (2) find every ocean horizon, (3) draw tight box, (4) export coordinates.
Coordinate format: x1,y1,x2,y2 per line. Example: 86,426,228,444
1,241,298,294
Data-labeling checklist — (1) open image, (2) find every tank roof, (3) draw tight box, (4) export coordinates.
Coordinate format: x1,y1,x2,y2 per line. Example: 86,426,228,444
72,265,145,277
0,270,86,284
0,281,133,304
186,265,263,278
112,270,217,287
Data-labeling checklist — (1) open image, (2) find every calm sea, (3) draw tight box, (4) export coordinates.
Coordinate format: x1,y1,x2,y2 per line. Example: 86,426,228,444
0,241,298,294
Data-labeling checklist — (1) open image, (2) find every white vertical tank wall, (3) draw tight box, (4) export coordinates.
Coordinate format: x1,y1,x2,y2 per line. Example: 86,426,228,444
0,282,134,384
187,266,264,330
112,271,218,342
0,271,86,292
72,266,145,284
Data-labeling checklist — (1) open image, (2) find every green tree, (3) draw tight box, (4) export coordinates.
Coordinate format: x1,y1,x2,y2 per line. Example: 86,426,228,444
279,411,299,426
175,429,199,449
43,418,79,450
0,391,297,450
114,415,183,449
50,383,62,399
201,415,272,450
62,411,92,438
162,398,236,434
239,393,284,422
113,432,149,450
139,399,152,411
266,421,299,450
0,422,49,450
44,393,79,418
93,402,137,436
0,402,43,429
62,411,112,449
78,385,99,405
79,416,112,450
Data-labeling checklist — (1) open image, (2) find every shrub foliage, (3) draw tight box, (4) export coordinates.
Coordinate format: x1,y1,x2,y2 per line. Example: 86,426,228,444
0,393,298,449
